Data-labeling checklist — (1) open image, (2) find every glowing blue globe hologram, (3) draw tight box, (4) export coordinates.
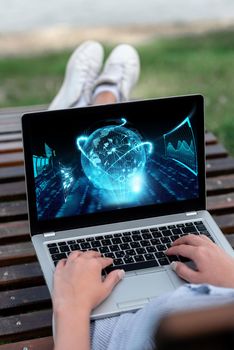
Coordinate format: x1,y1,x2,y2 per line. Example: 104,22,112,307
76,118,152,198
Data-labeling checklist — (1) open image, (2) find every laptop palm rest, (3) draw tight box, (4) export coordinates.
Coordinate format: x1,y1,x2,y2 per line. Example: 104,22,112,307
93,270,177,317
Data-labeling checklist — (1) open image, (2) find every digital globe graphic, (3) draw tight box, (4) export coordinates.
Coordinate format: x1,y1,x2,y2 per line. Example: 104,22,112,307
76,118,152,198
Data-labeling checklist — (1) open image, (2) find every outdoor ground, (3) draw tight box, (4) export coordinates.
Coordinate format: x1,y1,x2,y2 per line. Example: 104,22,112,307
0,28,234,154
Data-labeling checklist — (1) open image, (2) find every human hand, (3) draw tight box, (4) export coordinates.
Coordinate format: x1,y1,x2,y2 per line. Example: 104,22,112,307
166,234,234,288
52,250,125,314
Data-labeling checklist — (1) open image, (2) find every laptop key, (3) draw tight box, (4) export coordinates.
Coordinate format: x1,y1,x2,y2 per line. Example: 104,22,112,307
49,247,59,254
115,251,125,258
104,252,115,259
161,230,172,237
168,255,179,262
132,235,142,242
158,226,167,231
99,246,110,254
80,242,91,249
158,258,169,266
142,233,152,239
160,237,171,244
47,243,57,248
146,246,156,253
140,240,150,247
59,245,70,253
122,237,132,243
112,237,122,245
91,241,101,248
136,247,146,254
58,241,66,246
67,240,76,245
150,227,159,232
157,244,167,251
134,255,145,262
70,244,80,251
155,252,166,259
145,253,155,261
130,241,141,249
101,239,112,246
51,253,67,261
113,258,124,266
125,249,136,256
110,245,120,252
123,256,135,264
120,243,130,250
152,231,162,238
172,228,182,235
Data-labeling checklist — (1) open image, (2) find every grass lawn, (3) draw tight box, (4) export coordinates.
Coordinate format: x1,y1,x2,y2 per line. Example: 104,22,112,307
0,29,234,154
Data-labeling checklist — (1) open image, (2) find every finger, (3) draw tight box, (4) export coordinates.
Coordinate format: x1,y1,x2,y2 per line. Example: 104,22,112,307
67,250,83,261
171,234,207,247
55,258,66,270
166,244,197,260
82,250,101,259
103,269,125,296
170,261,198,283
98,257,114,269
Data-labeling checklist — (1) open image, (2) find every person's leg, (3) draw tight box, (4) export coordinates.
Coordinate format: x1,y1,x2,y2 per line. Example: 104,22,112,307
91,44,140,106
49,41,104,110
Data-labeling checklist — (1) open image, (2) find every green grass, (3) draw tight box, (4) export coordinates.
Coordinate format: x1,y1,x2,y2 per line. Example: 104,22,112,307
0,29,234,154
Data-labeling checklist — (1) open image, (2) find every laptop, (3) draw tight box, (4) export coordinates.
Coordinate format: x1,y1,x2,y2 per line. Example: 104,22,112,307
21,94,234,319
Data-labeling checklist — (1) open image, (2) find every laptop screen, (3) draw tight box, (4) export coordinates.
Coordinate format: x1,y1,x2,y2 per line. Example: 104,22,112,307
22,95,205,235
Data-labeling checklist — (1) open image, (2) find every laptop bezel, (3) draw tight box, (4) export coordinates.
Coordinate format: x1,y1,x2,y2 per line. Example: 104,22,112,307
21,94,206,236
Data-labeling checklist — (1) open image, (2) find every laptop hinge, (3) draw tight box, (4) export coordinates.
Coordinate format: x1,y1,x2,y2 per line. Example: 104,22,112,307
186,211,198,216
43,232,56,237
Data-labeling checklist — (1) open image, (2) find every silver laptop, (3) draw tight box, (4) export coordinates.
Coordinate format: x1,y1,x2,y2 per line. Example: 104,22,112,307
21,94,234,319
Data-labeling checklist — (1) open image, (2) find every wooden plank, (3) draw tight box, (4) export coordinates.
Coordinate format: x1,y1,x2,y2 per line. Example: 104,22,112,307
0,105,46,118
0,242,36,266
0,200,27,222
0,133,22,143
213,214,234,234
0,181,26,201
0,124,21,134
0,262,44,289
0,336,53,350
0,285,50,314
0,153,24,167
207,192,234,214
0,165,25,183
0,309,52,342
206,157,234,177
206,174,234,195
0,142,23,154
205,132,217,145
205,143,228,159
0,221,29,243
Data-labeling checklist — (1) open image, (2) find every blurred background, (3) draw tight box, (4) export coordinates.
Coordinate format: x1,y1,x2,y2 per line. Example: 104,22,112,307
0,0,234,153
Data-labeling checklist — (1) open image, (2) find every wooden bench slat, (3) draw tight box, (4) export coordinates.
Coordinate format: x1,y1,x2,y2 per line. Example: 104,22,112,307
205,132,217,145
0,181,26,201
0,309,52,341
0,142,23,154
206,157,234,177
0,242,36,267
213,213,234,234
0,133,22,143
205,144,228,159
0,152,24,167
0,221,29,244
0,336,53,350
0,124,21,134
0,262,44,289
0,200,27,222
0,165,25,183
0,285,50,313
207,192,234,214
206,175,234,195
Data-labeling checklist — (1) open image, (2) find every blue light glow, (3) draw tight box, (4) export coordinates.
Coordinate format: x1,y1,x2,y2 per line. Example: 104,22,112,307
76,118,152,203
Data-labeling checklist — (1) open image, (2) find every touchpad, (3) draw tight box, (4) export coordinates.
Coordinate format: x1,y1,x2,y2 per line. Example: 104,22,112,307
115,271,174,304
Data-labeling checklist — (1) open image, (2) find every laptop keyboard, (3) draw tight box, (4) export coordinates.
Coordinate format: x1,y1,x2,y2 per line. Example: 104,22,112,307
47,221,215,273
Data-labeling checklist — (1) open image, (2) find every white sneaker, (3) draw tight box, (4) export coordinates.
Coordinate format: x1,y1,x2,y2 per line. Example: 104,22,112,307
49,41,104,110
92,44,140,102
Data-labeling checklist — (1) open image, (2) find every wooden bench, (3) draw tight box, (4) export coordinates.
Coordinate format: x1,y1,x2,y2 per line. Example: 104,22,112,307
0,106,234,349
